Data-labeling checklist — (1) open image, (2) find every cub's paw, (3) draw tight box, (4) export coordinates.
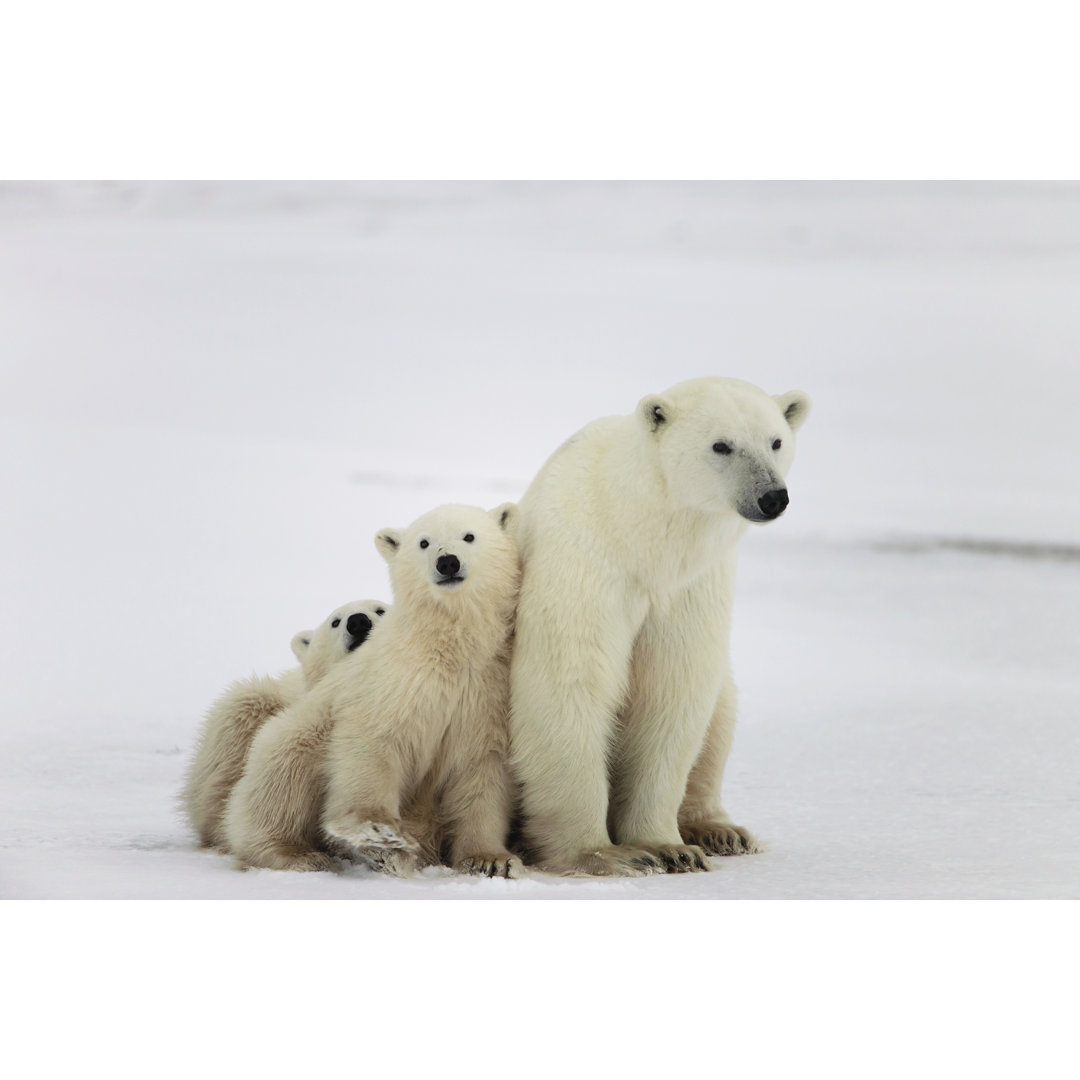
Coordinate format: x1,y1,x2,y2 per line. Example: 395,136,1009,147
550,845,668,878
455,852,525,879
236,847,336,873
281,851,338,873
639,843,711,873
362,848,422,878
680,821,760,856
323,814,420,856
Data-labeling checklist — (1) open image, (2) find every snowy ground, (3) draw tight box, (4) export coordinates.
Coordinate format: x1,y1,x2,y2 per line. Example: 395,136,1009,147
2,181,1078,898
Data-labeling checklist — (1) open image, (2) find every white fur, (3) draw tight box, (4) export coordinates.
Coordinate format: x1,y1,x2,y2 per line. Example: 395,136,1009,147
180,598,389,851
509,376,811,875
224,504,523,878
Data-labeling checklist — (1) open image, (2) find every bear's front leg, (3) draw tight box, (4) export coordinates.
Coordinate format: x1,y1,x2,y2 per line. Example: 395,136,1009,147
608,584,731,872
510,579,666,877
441,744,525,880
678,678,760,855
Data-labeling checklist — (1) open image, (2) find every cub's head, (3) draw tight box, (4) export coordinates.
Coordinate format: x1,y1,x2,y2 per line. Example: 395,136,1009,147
290,598,390,688
375,503,520,610
637,376,811,523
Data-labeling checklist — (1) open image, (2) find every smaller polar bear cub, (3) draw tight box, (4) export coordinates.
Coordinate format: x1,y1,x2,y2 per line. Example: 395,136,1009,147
224,504,522,877
181,599,389,851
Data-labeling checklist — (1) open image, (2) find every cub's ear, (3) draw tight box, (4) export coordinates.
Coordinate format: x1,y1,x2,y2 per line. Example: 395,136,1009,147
290,631,312,662
491,502,519,535
774,390,811,432
375,528,403,563
637,394,672,433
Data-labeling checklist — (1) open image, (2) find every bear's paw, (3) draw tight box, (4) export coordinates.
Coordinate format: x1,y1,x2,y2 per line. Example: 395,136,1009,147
547,845,671,878
323,814,421,856
638,842,712,873
455,852,525,879
680,821,760,856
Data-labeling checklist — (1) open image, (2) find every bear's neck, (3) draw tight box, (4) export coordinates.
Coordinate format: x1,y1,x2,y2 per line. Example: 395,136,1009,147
395,583,518,666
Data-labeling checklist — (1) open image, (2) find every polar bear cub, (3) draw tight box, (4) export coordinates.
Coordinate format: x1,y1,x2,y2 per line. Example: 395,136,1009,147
225,504,522,878
181,599,388,851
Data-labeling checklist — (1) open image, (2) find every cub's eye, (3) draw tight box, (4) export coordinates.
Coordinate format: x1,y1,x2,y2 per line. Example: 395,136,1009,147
463,533,475,543
331,618,340,628
376,608,385,616
772,439,782,451
712,442,733,455
419,539,429,549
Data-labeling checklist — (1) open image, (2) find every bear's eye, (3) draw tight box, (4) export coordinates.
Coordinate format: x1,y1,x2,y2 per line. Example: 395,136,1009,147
712,441,733,455
463,533,475,543
331,618,340,628
419,539,429,549
376,608,385,616
772,438,782,450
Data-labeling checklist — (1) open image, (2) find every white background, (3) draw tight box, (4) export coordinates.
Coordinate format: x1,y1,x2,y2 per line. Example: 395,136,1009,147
3,2,1078,1076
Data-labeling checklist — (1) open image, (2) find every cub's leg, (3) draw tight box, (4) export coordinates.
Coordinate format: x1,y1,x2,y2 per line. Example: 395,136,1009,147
181,676,290,851
441,740,524,879
321,724,419,860
678,677,760,855
223,696,334,872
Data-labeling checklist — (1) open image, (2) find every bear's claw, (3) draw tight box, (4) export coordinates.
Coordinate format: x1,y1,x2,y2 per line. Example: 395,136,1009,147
456,853,525,879
680,821,760,856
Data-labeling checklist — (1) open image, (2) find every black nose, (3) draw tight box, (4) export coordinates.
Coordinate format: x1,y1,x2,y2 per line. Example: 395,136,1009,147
757,489,789,519
346,612,372,640
436,554,460,577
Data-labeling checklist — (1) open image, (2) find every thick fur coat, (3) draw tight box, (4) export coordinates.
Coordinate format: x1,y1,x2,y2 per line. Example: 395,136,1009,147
180,599,388,851
509,377,811,875
224,504,522,877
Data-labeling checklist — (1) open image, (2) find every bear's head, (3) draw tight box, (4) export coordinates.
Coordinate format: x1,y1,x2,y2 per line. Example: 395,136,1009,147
290,598,390,688
374,503,520,612
637,377,811,523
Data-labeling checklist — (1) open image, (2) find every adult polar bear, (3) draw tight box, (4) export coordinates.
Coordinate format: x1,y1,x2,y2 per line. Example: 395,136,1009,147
510,376,810,876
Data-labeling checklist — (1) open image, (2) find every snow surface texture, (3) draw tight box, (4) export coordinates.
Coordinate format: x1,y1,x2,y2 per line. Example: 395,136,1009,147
2,181,1077,898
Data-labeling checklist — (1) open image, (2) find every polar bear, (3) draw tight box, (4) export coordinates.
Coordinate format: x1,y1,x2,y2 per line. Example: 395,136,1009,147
225,504,523,878
509,376,811,876
181,599,389,851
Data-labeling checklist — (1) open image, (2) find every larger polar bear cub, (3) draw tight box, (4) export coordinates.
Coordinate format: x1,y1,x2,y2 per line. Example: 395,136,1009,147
226,504,522,877
181,599,388,851
510,376,811,876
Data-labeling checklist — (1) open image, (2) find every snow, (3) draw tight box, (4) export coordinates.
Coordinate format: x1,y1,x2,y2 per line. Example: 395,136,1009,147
2,181,1078,898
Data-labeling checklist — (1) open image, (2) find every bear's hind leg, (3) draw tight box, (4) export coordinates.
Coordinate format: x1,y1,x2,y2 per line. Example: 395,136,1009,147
234,843,336,873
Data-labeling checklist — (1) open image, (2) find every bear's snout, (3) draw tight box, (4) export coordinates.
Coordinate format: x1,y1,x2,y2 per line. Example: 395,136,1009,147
346,612,373,648
757,488,789,520
435,554,461,579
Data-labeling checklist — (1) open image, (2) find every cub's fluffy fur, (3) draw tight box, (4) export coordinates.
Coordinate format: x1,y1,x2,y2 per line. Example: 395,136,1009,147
181,599,388,851
224,504,522,878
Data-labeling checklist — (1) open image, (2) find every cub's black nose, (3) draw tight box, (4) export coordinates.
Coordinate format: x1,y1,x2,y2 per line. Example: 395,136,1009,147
757,488,789,519
436,554,461,577
346,612,372,640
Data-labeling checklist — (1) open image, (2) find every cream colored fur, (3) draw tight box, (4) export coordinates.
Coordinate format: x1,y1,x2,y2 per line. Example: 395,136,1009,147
180,598,388,851
224,504,523,878
509,377,810,876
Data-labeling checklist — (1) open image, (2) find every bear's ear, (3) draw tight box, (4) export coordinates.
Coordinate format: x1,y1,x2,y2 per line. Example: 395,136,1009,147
491,502,519,535
290,631,312,662
375,528,403,563
637,394,672,433
774,390,811,432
